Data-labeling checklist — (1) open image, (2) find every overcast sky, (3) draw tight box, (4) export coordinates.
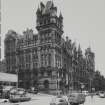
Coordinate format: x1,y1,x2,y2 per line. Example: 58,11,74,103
1,0,105,76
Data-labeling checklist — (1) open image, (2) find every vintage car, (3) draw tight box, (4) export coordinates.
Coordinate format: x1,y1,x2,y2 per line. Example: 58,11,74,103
99,91,105,98
9,88,31,103
68,92,85,105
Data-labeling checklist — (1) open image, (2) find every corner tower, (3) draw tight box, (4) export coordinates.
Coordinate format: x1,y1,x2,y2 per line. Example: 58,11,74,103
36,1,63,44
36,1,64,93
36,1,63,67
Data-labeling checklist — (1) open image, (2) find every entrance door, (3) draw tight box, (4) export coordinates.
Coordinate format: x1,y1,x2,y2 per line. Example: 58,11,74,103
43,80,49,90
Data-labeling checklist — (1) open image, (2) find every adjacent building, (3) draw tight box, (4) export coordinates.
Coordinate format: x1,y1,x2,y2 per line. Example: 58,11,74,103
0,59,6,72
4,1,95,93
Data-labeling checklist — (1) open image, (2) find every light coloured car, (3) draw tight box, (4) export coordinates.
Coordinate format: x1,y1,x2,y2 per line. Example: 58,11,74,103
9,88,31,103
0,99,9,103
99,91,105,98
68,92,85,105
50,95,68,105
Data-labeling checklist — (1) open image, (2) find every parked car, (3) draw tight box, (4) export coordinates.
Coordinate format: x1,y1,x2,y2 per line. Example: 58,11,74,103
50,95,68,105
9,88,31,103
68,92,85,105
2,86,14,99
99,91,105,98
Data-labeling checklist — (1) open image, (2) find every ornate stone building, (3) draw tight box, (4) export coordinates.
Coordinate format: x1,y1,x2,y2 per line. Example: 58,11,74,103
4,1,95,93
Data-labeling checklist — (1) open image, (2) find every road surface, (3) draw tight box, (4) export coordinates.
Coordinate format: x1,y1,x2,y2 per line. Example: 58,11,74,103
0,94,105,105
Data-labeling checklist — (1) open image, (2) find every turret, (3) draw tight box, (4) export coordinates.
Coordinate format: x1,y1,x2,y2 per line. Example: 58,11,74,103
78,44,82,57
36,1,63,35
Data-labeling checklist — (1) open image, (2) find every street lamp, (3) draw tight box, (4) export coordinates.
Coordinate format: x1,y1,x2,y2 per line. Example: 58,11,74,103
16,65,19,88
86,70,93,93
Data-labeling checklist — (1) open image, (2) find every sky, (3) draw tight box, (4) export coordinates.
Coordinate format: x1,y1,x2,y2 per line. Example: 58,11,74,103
1,0,105,76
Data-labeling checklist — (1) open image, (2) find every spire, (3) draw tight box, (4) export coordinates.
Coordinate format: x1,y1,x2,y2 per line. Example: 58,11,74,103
78,44,82,52
40,2,45,12
78,44,82,57
36,5,40,14
51,0,54,7
59,11,63,19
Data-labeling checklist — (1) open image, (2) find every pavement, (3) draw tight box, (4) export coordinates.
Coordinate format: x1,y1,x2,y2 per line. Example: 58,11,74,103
85,95,105,105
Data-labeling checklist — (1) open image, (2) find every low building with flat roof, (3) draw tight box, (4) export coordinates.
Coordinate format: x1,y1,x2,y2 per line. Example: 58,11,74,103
0,72,17,86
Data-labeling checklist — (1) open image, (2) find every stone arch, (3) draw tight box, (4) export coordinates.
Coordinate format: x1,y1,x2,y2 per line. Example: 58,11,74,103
43,80,49,89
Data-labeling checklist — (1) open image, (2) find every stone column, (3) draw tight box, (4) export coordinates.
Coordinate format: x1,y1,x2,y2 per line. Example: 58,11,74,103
38,47,41,68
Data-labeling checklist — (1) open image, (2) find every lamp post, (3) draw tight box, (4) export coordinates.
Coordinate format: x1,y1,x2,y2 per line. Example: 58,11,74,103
86,70,93,93
16,65,19,88
57,68,59,91
16,55,19,89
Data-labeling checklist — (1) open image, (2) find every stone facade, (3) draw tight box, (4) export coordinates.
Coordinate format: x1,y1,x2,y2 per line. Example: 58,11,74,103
0,59,6,72
4,1,95,93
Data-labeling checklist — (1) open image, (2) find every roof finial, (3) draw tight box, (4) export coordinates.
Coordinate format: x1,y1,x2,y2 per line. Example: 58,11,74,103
52,0,54,7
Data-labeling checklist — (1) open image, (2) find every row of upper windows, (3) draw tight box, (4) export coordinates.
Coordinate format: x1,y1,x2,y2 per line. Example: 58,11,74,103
18,35,60,47
19,35,38,43
41,54,51,67
18,54,38,63
37,18,62,29
18,40,38,48
19,62,38,69
17,47,52,56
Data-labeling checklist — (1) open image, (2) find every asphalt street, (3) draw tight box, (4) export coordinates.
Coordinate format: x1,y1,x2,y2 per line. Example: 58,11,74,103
0,94,105,105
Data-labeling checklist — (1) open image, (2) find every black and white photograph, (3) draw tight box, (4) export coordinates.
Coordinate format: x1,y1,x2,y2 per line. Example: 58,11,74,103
0,0,105,105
